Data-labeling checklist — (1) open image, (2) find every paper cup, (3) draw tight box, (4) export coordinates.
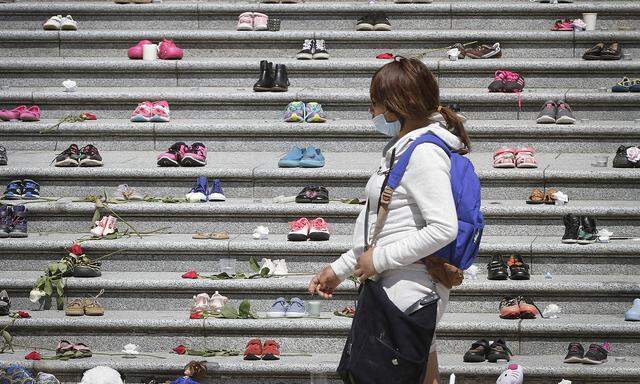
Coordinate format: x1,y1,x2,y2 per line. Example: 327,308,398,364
142,43,158,60
582,13,597,31
307,301,321,317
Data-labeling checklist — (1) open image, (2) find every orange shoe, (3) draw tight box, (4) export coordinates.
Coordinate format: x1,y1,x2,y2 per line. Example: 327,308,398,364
518,296,541,319
243,338,262,360
262,339,280,361
499,296,521,319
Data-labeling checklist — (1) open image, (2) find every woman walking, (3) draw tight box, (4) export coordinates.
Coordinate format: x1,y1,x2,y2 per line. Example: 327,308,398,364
308,57,472,384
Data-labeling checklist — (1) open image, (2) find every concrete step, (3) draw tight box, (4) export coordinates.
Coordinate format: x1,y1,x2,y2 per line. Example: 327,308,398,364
3,118,640,153
1,56,639,89
2,351,639,384
2,29,638,58
2,271,637,315
1,86,639,121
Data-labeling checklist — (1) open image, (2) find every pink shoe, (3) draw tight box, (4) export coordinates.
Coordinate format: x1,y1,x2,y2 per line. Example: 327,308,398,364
128,39,153,59
157,141,188,167
493,148,516,169
515,147,538,169
90,216,108,237
253,13,268,31
309,218,330,241
158,39,183,60
102,215,118,236
287,217,310,241
0,105,27,121
20,105,40,122
181,142,207,167
130,101,154,122
551,19,574,31
237,12,254,31
150,100,170,122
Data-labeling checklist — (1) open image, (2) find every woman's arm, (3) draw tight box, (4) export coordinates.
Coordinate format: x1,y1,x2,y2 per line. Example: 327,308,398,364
330,204,368,281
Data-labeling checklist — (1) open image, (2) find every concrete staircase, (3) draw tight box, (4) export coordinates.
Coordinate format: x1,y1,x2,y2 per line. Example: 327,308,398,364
1,1,639,383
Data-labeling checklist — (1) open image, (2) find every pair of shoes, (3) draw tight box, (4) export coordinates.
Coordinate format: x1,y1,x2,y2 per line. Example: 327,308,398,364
496,364,524,384
130,100,170,122
356,14,391,31
493,147,537,168
237,12,268,31
295,185,329,203
582,42,622,60
0,204,27,238
564,342,609,364
551,19,576,31
0,105,40,122
562,214,598,244
284,101,327,123
488,70,525,92
536,100,576,124
612,77,640,92
52,144,103,167
56,340,92,359
0,290,10,316
191,291,228,314
157,142,207,167
458,42,502,59
185,176,225,202
526,187,566,205
499,296,542,319
254,60,289,92
279,146,324,167
128,39,183,60
463,339,513,363
259,258,288,276
65,290,105,316
267,297,306,318
3,179,40,200
296,39,329,60
0,146,6,166
487,255,530,280
244,339,280,360
288,217,330,241
91,215,117,238
43,15,77,30
625,298,640,321
613,145,640,168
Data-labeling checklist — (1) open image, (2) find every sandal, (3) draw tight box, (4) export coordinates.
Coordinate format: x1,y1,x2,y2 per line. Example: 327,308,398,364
543,188,558,205
493,148,516,168
515,147,538,168
192,231,229,240
83,289,105,316
65,299,85,316
526,188,545,204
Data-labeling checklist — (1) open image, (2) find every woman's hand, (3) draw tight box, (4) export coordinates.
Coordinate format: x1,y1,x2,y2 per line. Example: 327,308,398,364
354,247,377,282
308,265,342,299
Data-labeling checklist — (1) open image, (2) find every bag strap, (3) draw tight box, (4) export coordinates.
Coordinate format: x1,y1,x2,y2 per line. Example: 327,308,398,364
364,148,395,250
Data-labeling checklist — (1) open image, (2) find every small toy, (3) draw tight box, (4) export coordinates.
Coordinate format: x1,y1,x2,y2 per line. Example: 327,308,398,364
170,361,207,384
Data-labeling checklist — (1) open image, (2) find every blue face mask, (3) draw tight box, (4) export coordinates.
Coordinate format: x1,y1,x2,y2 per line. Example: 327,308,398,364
372,113,401,137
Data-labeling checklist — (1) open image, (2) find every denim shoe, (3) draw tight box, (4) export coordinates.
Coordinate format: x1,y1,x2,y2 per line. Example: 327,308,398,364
286,297,306,318
0,205,11,238
305,102,327,123
208,178,226,201
299,146,325,168
21,179,40,200
0,145,7,166
267,297,288,318
283,101,305,123
9,204,27,238
278,146,304,167
3,180,23,200
186,176,208,202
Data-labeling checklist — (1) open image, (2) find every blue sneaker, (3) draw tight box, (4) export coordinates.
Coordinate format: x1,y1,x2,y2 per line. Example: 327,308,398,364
283,101,306,123
286,297,306,318
300,146,325,168
278,146,304,168
267,297,288,318
208,178,226,202
625,298,640,321
186,176,208,202
3,180,22,200
21,179,40,200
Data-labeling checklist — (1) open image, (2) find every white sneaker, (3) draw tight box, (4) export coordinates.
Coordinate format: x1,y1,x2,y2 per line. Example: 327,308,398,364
60,15,78,31
191,293,210,313
272,259,288,275
496,364,523,384
252,225,269,240
259,258,276,276
43,15,63,30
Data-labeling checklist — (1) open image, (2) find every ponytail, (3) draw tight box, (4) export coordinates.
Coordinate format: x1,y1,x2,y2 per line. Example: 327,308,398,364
437,106,471,155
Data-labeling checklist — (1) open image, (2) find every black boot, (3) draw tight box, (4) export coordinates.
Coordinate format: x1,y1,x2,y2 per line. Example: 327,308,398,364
253,60,274,92
577,216,597,245
561,213,580,244
0,205,11,238
10,204,27,238
271,64,289,92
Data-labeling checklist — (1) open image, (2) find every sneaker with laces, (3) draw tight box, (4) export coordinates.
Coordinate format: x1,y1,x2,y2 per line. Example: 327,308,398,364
21,179,40,199
465,42,502,59
0,146,7,166
536,100,557,124
373,14,392,31
43,15,63,30
356,15,375,31
262,340,280,361
308,217,330,241
284,101,306,122
0,205,12,238
53,144,80,167
10,204,27,238
312,39,330,59
0,290,9,315
131,101,154,122
185,176,208,202
286,297,306,318
555,100,576,124
305,102,327,123
463,339,490,363
300,146,325,168
267,297,288,318
181,142,207,166
499,296,520,319
237,12,254,31
150,100,170,123
60,15,78,30
278,146,304,167
3,180,23,200
296,39,314,60
79,144,103,167
517,296,541,319
583,343,608,364
157,142,188,167
243,338,263,360
564,342,585,363
489,70,525,93
486,339,513,363
562,213,580,243
208,179,226,201
158,39,183,60
496,364,523,384
128,40,153,60
288,217,310,241
272,259,288,275
577,216,598,244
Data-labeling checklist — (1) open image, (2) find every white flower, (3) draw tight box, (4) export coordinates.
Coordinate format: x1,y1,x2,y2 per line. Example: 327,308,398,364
29,289,46,303
626,146,640,163
122,343,140,355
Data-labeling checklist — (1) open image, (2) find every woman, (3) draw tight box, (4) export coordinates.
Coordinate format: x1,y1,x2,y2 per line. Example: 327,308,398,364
308,57,470,384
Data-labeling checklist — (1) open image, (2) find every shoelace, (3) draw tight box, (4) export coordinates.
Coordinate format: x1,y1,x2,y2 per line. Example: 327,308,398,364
302,40,312,51
312,218,328,230
50,145,79,164
289,218,309,231
518,295,545,318
81,144,99,156
315,40,325,51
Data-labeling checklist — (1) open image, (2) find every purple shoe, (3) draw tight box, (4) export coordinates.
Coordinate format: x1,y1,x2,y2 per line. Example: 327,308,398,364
157,142,187,167
181,142,207,167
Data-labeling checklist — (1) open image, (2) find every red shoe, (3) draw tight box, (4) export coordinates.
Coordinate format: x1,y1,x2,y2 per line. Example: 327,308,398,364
499,296,521,319
262,339,280,361
128,39,153,59
244,338,263,360
158,39,183,60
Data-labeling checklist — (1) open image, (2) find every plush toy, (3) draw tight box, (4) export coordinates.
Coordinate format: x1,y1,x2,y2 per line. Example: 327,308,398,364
170,361,207,384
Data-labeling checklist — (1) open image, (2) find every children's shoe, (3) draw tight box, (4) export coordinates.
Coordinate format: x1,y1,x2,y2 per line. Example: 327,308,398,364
158,39,183,60
0,205,11,238
60,15,78,30
299,146,325,168
19,105,40,122
517,295,541,319
286,297,306,318
237,12,254,31
486,339,513,363
536,100,556,124
128,40,153,59
493,148,516,168
308,217,330,241
43,15,63,30
0,290,10,315
261,340,280,360
550,19,574,31
267,297,288,318
564,342,585,363
489,70,525,93
612,77,640,92
463,339,490,363
102,215,118,237
583,344,608,364
373,14,392,31
487,255,508,280
253,225,269,240
157,142,188,167
562,213,580,243
515,147,537,168
181,142,207,166
21,179,40,199
296,39,314,60
253,13,268,31
507,254,530,280
312,39,330,60
91,216,108,237
186,176,208,202
150,100,170,123
555,100,576,124
577,216,598,244
3,180,23,200
53,143,81,167
208,179,226,201
79,144,103,167
284,101,306,122
356,15,374,31
613,145,640,168
10,204,28,238
131,101,154,122
0,105,27,121
191,293,211,313
0,145,7,166
625,298,640,321
496,364,523,384
288,217,310,241
272,259,288,275
499,296,520,319
243,338,263,360
278,146,304,167
305,102,327,123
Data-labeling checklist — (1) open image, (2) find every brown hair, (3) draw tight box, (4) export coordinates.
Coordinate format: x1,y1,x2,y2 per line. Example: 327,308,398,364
185,361,207,381
370,56,471,152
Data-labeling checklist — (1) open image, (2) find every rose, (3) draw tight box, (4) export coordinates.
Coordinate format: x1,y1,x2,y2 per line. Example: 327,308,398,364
29,289,47,303
627,146,640,163
172,345,187,355
81,112,97,120
181,271,198,279
24,351,42,360
189,312,203,319
17,311,30,318
69,243,84,256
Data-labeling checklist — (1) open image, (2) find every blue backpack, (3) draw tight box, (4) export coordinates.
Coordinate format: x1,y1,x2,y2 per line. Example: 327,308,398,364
385,132,484,270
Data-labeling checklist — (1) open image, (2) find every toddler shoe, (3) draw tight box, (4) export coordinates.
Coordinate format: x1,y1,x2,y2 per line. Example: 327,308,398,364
21,179,40,199
60,15,78,30
625,298,640,321
305,102,327,123
157,142,188,167
308,217,330,241
237,12,254,31
191,293,211,313
208,179,226,201
515,147,538,168
267,297,288,318
131,101,154,122
79,144,103,167
181,142,207,166
496,364,523,384
0,105,27,121
287,217,310,241
43,15,63,30
261,340,280,361
278,146,304,167
128,40,153,59
253,225,269,240
272,259,288,275
284,101,306,122
296,39,314,60
90,216,108,237
158,39,183,60
286,297,306,318
3,180,23,200
19,106,40,121
150,100,170,122
244,339,263,360
253,13,269,31
186,176,208,202
299,146,325,168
